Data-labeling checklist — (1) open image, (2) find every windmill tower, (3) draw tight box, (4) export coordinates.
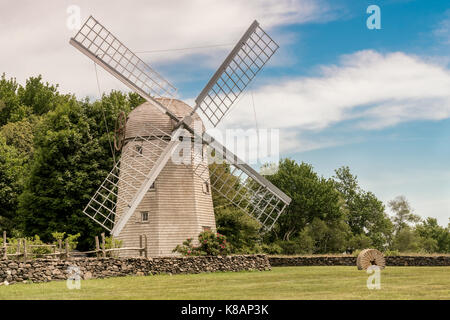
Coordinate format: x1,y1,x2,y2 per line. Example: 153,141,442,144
115,99,215,256
70,16,291,257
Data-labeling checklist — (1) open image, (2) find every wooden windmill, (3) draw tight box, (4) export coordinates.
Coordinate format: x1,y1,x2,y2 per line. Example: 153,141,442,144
70,16,291,256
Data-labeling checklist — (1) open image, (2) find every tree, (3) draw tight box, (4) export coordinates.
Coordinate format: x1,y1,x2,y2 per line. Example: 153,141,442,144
17,75,70,116
0,134,25,231
215,207,261,253
17,91,137,249
391,226,421,252
388,196,421,233
333,166,393,250
415,218,449,253
0,74,20,126
266,159,343,241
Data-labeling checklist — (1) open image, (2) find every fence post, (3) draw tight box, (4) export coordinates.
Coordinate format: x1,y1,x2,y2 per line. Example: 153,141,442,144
23,239,27,261
57,239,62,259
143,234,148,259
95,236,100,258
2,231,7,260
65,239,70,260
17,239,21,258
139,235,143,257
101,233,106,258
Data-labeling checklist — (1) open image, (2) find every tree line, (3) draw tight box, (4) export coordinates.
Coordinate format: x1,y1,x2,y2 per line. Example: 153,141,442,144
0,74,448,253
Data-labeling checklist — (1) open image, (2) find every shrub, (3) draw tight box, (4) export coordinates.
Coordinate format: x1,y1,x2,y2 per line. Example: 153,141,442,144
261,243,283,255
105,236,123,257
51,231,80,250
173,231,231,256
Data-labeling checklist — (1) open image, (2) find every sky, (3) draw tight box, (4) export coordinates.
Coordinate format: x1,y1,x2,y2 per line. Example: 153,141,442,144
0,0,449,225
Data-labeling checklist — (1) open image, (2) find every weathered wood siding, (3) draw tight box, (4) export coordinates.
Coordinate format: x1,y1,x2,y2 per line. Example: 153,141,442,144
115,99,216,257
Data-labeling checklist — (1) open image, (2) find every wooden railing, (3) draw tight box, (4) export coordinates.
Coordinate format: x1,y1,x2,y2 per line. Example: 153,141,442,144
1,231,148,260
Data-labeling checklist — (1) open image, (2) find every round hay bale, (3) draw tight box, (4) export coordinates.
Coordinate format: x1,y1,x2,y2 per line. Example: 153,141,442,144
357,249,386,270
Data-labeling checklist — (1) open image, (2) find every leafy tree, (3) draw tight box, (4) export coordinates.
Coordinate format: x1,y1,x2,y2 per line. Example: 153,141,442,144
391,226,421,252
17,75,71,116
0,74,21,126
266,159,343,241
334,166,393,250
0,134,25,231
388,195,421,233
415,218,449,253
215,207,261,253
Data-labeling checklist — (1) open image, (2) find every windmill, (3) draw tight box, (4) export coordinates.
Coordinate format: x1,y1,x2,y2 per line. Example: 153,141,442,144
70,16,291,256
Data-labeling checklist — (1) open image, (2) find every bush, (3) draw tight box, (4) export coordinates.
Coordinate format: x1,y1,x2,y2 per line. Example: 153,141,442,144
173,231,231,256
384,249,400,256
51,231,81,250
261,243,283,255
105,236,123,257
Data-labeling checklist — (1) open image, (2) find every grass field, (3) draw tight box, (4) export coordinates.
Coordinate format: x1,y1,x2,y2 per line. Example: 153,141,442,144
0,266,449,300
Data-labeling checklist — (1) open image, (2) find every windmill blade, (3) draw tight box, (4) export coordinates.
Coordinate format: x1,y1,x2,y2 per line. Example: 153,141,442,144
70,16,179,121
191,133,291,232
193,20,279,127
82,120,183,234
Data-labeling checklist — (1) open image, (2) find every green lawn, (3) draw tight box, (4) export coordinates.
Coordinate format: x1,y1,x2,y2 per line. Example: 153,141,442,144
0,266,449,300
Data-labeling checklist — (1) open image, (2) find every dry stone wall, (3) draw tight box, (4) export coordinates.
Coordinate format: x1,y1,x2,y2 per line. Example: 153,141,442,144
268,255,450,267
0,255,270,285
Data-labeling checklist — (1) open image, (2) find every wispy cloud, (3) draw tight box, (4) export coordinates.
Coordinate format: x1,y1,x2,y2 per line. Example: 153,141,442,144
219,50,450,134
434,9,450,44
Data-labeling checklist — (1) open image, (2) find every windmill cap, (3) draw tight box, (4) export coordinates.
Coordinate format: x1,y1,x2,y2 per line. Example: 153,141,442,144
125,98,204,140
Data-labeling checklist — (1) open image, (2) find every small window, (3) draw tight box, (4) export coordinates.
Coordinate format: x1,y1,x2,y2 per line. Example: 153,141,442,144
202,226,211,232
141,211,149,222
135,145,143,156
203,182,210,194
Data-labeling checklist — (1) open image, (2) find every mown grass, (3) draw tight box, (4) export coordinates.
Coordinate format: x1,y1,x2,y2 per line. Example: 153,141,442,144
0,266,448,300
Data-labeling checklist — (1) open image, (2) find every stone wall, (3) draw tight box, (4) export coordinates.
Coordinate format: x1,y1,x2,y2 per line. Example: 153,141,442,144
268,255,450,267
0,255,270,285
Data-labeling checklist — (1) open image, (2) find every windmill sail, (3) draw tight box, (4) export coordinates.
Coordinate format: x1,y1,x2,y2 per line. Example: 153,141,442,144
82,120,179,233
71,17,290,236
70,16,179,120
190,133,291,232
193,20,279,127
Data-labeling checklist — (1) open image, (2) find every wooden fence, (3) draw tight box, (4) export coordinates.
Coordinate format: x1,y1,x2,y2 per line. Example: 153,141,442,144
1,231,148,260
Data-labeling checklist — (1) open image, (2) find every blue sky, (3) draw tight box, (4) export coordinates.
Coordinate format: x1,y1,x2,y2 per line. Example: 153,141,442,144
1,0,449,225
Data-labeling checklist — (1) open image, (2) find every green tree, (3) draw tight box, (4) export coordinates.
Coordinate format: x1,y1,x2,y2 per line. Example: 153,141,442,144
0,74,21,126
391,226,421,252
334,166,393,250
415,218,449,253
17,75,71,116
215,207,261,253
0,134,25,231
266,159,343,241
16,89,139,248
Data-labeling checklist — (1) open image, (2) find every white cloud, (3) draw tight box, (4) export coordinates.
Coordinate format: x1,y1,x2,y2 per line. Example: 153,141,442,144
219,50,450,137
0,0,331,99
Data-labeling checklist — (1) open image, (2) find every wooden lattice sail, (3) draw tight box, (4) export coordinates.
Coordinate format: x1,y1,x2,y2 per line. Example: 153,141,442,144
70,16,291,257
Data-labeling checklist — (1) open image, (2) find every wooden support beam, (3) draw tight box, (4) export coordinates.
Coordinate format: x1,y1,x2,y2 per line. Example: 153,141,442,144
65,239,70,260
23,239,27,261
143,234,148,259
101,233,106,258
139,235,143,257
2,231,6,260
95,236,100,258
